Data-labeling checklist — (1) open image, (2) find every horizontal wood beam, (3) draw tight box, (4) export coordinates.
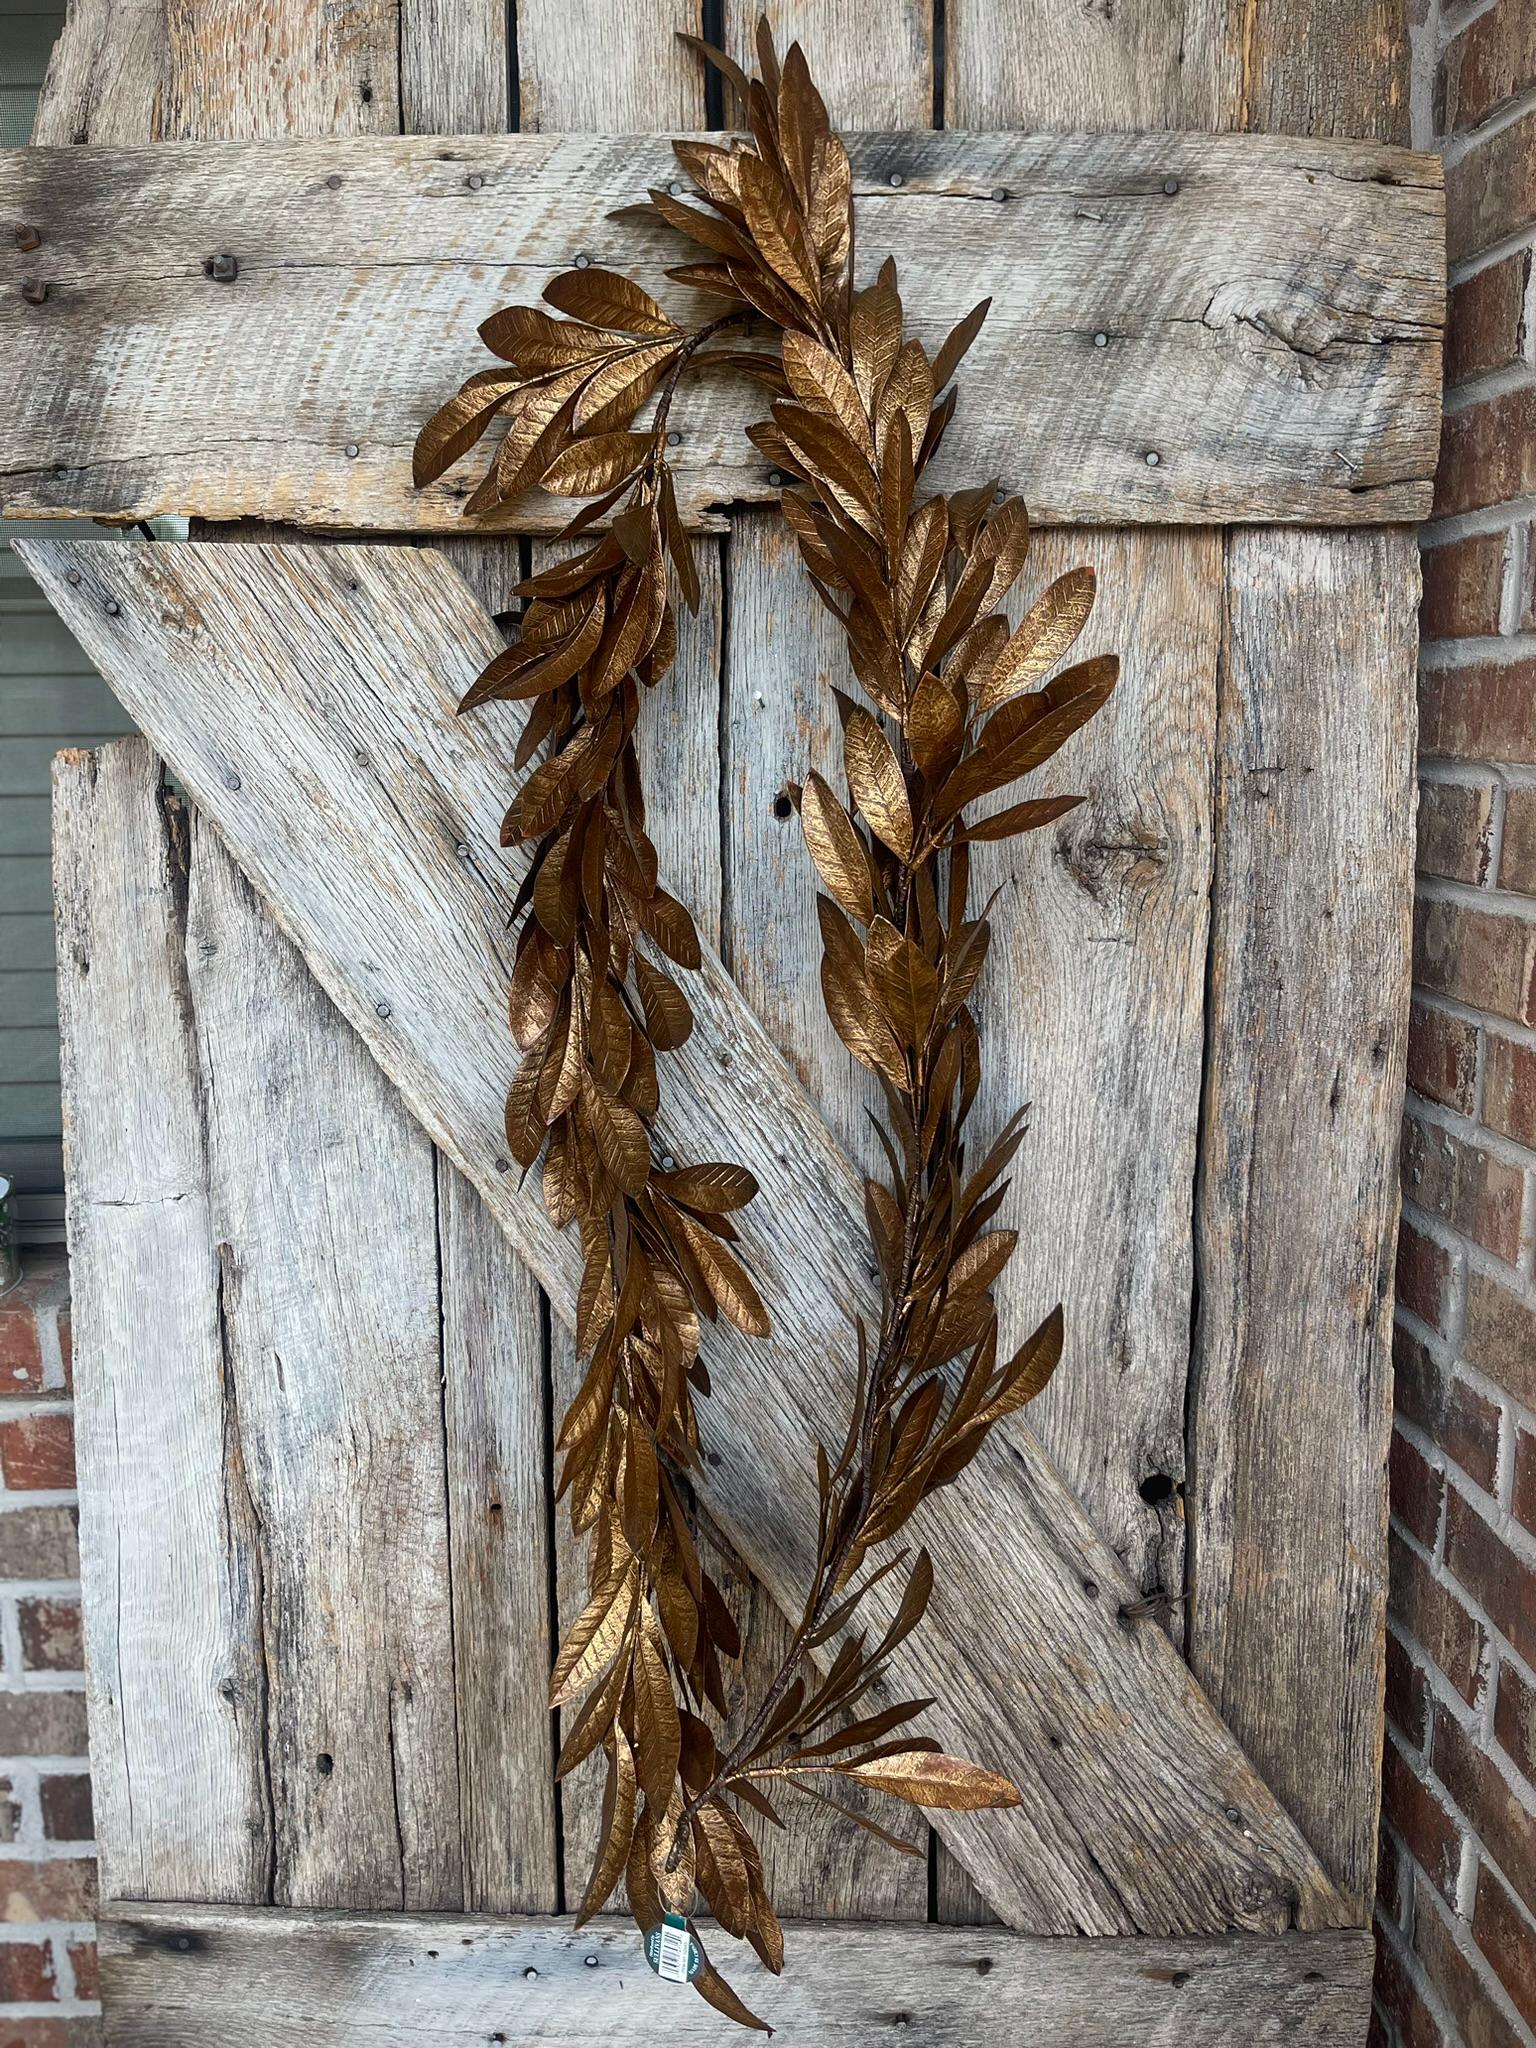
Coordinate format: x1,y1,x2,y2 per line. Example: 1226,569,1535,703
0,129,1442,530
100,1903,1374,2044
26,539,1348,1940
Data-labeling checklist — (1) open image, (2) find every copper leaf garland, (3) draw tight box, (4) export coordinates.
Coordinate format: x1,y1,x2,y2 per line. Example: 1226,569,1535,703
415,19,1117,2029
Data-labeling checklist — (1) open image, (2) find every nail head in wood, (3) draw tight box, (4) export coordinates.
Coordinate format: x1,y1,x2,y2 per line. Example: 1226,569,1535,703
888,171,904,187
206,252,239,283
1145,450,1161,466
14,223,42,253
20,277,48,305
1163,178,1181,196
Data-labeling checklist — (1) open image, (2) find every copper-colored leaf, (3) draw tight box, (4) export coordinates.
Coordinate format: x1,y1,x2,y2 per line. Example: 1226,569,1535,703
541,431,653,498
973,567,1098,714
576,1728,637,1924
841,1749,1022,1810
413,369,522,487
738,151,821,308
656,1162,759,1213
634,952,693,1051
549,1562,636,1708
843,708,913,859
673,1209,771,1337
635,1616,683,1810
866,917,939,1047
545,266,677,338
801,771,875,926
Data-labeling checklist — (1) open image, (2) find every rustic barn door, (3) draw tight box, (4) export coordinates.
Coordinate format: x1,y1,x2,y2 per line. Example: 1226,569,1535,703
1,0,1439,2039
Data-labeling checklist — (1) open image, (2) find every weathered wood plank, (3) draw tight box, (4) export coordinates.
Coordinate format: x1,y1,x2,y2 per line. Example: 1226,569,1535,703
51,740,269,1906
725,1,934,127
99,1903,1375,2045
400,0,509,136
30,0,400,145
437,1160,560,1915
0,131,1443,532
970,527,1220,1612
547,533,722,1912
1189,528,1416,1917
23,535,1348,1938
183,811,463,1912
515,0,702,133
723,513,929,1911
943,0,1407,140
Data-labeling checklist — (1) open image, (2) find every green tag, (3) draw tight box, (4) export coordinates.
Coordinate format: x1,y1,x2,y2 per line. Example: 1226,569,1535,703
644,1913,701,1984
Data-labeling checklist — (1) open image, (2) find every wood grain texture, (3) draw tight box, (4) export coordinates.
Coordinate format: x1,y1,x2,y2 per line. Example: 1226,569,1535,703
400,0,509,135
945,0,1239,132
722,521,928,1912
99,1903,1376,2045
30,0,399,145
969,528,1219,1611
725,1,934,127
184,813,463,1913
51,740,269,1906
24,535,1349,1938
437,1159,560,1915
1189,528,1416,1917
0,131,1443,532
515,0,703,133
942,0,1407,140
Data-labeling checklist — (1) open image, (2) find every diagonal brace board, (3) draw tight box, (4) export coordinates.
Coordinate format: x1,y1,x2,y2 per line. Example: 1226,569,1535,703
27,537,1347,1939
99,1903,1375,2045
0,128,1443,532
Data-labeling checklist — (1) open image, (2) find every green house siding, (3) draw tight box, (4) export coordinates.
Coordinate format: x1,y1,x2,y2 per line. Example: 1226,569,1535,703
1,4,137,1236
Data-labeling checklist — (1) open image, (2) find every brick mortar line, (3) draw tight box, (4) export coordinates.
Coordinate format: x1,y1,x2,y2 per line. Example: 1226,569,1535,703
1441,78,1536,170
1404,1089,1536,1189
1424,485,1536,547
1414,870,1536,951
1381,1825,1536,2048
1401,1193,1536,1312
1391,1476,1536,1730
1394,1412,1536,1628
1411,982,1536,1055
1420,632,1536,670
1441,362,1536,419
1418,761,1536,796
1451,223,1536,295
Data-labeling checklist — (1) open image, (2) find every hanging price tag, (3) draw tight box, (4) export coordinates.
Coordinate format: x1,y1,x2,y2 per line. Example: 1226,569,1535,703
643,1913,701,1984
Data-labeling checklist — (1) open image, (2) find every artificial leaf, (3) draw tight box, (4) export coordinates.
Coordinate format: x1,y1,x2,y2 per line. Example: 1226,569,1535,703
842,1750,1023,1811
800,771,875,926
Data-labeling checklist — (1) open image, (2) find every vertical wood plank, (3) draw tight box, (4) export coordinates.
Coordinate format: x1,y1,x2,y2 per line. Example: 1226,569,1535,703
438,1162,560,1914
513,0,702,132
716,4,935,1920
968,528,1220,1603
52,739,271,1907
548,541,725,1908
723,1,934,126
1240,0,1409,144
31,0,400,144
942,0,1405,137
723,515,881,1179
184,816,464,1913
400,0,511,134
944,0,1236,132
1189,527,1416,1917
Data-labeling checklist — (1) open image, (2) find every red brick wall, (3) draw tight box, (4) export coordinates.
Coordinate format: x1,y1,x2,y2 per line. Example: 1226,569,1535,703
0,1260,97,2048
1376,2,1536,2041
